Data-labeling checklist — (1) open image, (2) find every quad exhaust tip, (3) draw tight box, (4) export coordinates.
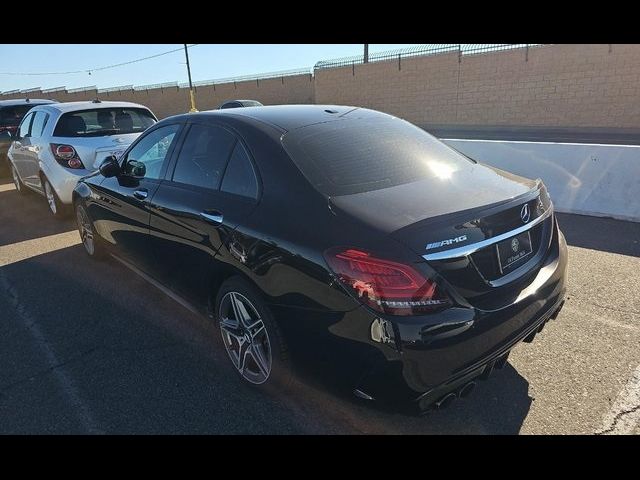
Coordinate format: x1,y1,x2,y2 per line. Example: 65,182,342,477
434,392,457,410
458,381,476,398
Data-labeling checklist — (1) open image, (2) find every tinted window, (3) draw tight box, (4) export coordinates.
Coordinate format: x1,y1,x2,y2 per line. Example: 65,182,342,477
221,142,258,199
30,112,49,138
172,124,236,190
282,116,475,196
53,107,156,137
124,124,180,179
0,105,33,127
18,112,34,138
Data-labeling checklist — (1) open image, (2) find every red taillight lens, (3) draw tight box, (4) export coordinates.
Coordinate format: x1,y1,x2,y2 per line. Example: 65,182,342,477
50,144,85,169
324,247,451,316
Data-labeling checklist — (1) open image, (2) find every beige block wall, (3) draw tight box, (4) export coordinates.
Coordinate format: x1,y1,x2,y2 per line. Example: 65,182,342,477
315,44,640,128
315,52,461,125
3,45,640,128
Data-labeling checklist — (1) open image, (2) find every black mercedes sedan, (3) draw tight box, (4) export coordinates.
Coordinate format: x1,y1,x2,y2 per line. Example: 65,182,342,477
73,105,567,413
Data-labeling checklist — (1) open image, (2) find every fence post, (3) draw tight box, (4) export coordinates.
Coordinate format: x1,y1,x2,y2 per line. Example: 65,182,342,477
525,44,529,62
458,44,462,64
352,60,355,76
609,44,613,53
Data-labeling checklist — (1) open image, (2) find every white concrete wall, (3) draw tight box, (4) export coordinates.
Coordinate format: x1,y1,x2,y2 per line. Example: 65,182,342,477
443,139,640,223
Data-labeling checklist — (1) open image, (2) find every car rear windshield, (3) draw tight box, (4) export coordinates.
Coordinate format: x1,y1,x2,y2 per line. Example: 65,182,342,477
281,116,476,197
53,107,156,137
0,105,34,127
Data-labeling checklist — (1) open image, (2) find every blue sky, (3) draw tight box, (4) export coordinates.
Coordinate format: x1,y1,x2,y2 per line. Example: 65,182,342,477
0,44,422,93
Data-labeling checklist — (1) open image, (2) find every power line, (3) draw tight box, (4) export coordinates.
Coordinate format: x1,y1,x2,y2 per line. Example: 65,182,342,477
0,44,200,76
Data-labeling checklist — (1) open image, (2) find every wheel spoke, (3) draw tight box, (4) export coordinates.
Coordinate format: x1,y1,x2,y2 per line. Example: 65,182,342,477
220,317,243,340
248,321,265,341
237,339,251,374
232,294,254,328
250,344,269,378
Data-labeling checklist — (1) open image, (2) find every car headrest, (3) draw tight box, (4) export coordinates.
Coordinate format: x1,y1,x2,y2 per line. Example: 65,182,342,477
115,112,133,131
65,115,86,134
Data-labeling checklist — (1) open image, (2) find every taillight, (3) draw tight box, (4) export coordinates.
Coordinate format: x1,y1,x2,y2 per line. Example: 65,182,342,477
323,247,451,316
50,144,85,169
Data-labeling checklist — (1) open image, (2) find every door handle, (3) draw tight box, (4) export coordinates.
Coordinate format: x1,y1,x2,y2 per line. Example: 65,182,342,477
200,210,223,225
133,189,148,200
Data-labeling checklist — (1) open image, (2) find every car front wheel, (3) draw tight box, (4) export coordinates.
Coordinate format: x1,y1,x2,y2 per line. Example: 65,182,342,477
75,203,104,259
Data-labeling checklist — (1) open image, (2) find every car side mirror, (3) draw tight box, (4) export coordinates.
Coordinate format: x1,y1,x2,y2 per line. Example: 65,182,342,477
99,155,121,178
126,160,146,179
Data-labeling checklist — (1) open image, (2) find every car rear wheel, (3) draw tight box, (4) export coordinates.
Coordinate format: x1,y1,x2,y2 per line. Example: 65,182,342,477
11,165,26,195
43,177,66,218
75,203,104,259
216,277,291,388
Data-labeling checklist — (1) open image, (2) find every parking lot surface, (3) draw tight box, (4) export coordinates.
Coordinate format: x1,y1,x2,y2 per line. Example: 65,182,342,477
0,176,638,434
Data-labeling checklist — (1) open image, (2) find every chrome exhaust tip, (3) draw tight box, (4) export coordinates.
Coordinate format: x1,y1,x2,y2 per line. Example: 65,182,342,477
434,392,457,410
458,381,476,398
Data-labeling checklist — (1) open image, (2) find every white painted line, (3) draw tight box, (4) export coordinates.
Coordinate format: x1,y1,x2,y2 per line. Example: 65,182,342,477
0,183,16,193
596,364,640,435
442,138,640,148
0,230,80,267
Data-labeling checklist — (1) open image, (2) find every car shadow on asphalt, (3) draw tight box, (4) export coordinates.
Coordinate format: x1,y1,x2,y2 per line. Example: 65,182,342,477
0,244,316,434
286,358,533,434
0,237,535,434
556,212,640,257
0,177,76,247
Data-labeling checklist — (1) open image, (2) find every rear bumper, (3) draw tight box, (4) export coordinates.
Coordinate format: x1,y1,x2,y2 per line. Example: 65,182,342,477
352,223,568,407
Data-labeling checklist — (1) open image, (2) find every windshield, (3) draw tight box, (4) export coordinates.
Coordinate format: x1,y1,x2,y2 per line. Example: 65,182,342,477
281,116,476,196
53,107,156,137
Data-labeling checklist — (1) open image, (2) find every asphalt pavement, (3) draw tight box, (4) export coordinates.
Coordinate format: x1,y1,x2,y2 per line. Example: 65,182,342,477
0,177,638,434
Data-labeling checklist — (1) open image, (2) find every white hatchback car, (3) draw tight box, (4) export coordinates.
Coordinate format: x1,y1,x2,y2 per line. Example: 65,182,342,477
8,100,157,217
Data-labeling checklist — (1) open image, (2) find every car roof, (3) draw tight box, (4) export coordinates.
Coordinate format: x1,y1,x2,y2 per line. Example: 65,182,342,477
189,104,389,132
40,101,152,113
0,98,58,107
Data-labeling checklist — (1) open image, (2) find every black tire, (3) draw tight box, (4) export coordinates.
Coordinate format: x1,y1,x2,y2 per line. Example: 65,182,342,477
215,276,292,389
11,164,27,196
75,202,105,260
42,176,67,218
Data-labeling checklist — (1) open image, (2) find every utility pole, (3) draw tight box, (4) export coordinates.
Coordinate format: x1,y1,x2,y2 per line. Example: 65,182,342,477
364,44,369,63
184,44,198,112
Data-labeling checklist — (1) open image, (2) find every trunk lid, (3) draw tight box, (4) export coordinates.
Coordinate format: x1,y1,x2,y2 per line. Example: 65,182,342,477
330,165,554,310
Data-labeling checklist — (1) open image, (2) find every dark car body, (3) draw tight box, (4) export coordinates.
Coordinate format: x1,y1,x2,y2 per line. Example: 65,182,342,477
0,99,58,174
73,105,567,411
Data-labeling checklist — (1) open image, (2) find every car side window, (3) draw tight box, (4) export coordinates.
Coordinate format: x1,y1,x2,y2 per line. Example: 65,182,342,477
220,142,259,200
18,112,35,138
171,124,237,190
123,124,180,180
30,112,49,138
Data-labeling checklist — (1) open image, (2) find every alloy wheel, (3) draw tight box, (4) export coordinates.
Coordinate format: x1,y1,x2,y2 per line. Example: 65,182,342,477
76,206,95,255
219,291,272,384
44,180,57,214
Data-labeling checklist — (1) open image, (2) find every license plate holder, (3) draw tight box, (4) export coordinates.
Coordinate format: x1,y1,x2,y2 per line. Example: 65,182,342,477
496,231,533,274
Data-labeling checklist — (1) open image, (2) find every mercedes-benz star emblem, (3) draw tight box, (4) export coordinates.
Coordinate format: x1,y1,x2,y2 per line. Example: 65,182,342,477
521,204,530,223
511,238,519,252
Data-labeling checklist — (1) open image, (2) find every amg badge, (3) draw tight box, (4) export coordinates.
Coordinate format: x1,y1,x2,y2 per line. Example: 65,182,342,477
426,235,468,251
